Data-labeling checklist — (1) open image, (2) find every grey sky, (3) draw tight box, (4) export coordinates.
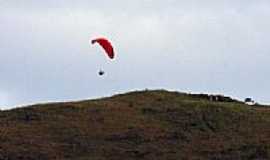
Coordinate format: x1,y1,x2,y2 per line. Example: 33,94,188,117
1,0,270,109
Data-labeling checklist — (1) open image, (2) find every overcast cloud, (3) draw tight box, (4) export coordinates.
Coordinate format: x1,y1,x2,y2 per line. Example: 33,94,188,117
0,0,270,109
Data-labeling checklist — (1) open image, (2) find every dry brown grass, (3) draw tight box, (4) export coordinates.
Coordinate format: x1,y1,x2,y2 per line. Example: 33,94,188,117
0,90,269,160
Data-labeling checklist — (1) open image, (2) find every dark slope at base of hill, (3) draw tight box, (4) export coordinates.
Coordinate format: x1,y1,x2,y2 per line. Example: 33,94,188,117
0,90,270,160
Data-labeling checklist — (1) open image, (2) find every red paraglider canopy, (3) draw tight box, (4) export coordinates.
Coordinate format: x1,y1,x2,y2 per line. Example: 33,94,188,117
91,37,114,59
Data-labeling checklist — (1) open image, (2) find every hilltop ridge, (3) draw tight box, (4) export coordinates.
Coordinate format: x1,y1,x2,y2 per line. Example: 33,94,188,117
0,90,270,160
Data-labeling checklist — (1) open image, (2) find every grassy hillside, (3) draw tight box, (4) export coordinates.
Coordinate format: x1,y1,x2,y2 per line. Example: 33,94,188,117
0,90,270,160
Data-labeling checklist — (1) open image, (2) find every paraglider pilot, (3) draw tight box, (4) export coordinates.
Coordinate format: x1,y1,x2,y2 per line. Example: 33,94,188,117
98,70,105,76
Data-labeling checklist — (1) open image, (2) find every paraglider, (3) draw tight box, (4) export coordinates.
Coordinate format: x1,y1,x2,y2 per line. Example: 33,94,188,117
91,37,114,59
90,37,115,76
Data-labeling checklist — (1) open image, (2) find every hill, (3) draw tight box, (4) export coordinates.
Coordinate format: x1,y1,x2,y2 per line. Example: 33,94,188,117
0,90,270,160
